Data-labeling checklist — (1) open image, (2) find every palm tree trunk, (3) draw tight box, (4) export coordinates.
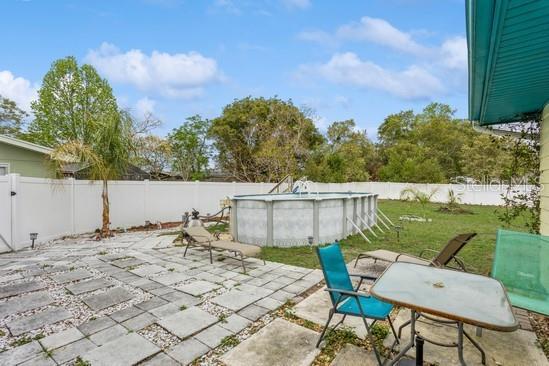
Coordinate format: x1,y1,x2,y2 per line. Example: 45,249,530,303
101,179,111,237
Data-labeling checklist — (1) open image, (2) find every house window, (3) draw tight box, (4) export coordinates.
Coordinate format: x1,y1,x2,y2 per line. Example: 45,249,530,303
0,163,9,176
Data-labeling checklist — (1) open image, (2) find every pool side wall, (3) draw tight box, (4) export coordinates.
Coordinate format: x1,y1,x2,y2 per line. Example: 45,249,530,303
230,193,378,247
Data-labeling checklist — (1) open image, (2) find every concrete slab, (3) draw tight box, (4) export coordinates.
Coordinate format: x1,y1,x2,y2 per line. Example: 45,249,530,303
384,310,549,366
89,324,128,346
221,318,320,366
65,278,112,295
7,307,72,336
78,317,116,335
141,352,180,366
51,338,96,364
329,344,377,366
109,306,144,323
211,288,264,311
130,264,166,277
177,280,220,296
0,291,54,318
82,287,134,310
238,304,270,321
111,257,145,269
0,280,47,299
152,272,190,285
166,338,210,365
0,341,43,365
40,327,84,350
19,353,57,366
219,314,252,334
294,287,370,338
194,324,233,348
51,269,93,284
158,307,218,339
135,297,168,311
82,333,160,366
121,312,157,331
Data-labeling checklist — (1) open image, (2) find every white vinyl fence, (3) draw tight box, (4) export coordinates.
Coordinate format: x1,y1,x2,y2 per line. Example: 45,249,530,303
0,174,531,251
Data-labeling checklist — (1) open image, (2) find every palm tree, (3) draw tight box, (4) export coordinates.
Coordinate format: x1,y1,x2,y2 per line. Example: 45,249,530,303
50,111,133,237
400,187,438,219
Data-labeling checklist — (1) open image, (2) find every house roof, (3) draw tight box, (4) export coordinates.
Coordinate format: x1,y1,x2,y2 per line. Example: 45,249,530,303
0,134,53,155
467,0,549,125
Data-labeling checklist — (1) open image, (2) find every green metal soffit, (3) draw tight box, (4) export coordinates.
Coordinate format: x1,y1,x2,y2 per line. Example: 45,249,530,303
467,0,549,125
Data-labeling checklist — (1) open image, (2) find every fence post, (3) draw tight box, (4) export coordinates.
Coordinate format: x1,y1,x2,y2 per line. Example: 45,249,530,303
9,174,19,250
69,178,75,235
144,179,149,224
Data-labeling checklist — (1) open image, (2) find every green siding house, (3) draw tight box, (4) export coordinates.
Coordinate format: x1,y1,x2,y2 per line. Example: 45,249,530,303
0,135,53,178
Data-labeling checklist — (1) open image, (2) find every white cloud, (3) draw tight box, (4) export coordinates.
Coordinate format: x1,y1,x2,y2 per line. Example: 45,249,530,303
299,52,444,100
85,43,223,99
439,36,467,70
282,0,311,9
0,70,38,112
297,30,336,46
135,97,156,117
338,16,430,56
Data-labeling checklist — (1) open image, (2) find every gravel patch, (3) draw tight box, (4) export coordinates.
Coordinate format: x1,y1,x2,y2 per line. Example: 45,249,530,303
138,323,180,350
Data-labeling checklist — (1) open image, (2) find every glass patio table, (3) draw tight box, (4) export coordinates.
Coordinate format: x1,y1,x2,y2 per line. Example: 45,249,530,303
370,262,518,366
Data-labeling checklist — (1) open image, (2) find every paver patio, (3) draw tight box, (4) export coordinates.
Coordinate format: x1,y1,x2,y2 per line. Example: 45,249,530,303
0,230,322,365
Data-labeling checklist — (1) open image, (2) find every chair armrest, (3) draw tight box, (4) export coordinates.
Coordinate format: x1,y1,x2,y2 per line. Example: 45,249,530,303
349,273,378,281
324,288,369,299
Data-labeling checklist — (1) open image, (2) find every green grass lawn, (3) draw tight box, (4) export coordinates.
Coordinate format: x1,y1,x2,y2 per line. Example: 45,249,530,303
261,199,528,274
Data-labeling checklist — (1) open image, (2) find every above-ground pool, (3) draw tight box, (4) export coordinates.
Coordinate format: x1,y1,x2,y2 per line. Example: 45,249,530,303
230,192,378,247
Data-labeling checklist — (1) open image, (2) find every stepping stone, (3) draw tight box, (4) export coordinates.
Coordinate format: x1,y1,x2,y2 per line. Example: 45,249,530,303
130,264,166,277
0,291,54,318
177,280,220,296
158,307,218,339
82,333,160,366
19,353,56,366
52,269,93,284
0,341,43,365
219,314,252,334
109,306,144,323
51,338,96,364
238,304,270,321
0,280,47,299
221,318,320,366
78,317,116,335
294,287,370,338
65,278,111,295
135,297,168,311
7,307,72,336
195,324,232,348
166,338,210,365
82,287,134,310
141,352,179,366
153,272,190,285
40,327,84,351
111,257,145,269
89,324,128,346
211,288,264,311
121,312,157,331
330,344,377,366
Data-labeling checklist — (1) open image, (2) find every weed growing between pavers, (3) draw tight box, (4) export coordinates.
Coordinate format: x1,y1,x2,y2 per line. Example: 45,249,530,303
220,335,240,348
274,299,391,366
74,356,91,366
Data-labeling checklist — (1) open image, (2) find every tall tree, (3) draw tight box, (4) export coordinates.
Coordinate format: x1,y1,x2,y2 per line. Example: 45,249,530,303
306,120,376,182
168,115,211,181
0,95,28,136
30,56,129,236
209,97,323,182
28,56,118,147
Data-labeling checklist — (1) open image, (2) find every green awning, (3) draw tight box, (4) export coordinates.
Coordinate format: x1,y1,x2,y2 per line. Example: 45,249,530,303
467,0,549,125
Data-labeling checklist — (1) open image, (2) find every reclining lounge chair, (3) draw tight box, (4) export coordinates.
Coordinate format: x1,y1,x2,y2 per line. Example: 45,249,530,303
354,232,477,271
182,226,264,273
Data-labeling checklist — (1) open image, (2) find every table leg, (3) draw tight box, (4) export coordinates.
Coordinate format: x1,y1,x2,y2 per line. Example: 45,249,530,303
387,310,416,366
457,322,466,366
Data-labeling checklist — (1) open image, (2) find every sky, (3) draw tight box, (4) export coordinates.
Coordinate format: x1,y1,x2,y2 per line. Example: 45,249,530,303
0,0,468,139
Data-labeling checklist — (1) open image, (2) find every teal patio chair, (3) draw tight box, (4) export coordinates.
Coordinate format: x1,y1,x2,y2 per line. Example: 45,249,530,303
316,243,398,365
492,229,549,316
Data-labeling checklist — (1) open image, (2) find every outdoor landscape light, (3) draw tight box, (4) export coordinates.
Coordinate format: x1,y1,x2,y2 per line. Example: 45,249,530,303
307,236,314,246
30,232,38,249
